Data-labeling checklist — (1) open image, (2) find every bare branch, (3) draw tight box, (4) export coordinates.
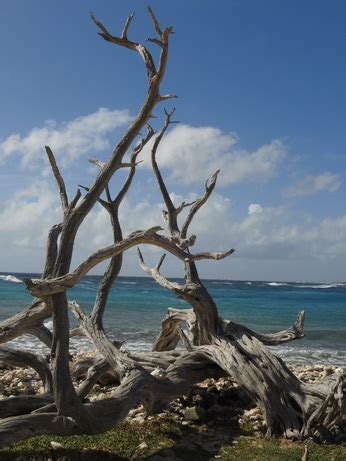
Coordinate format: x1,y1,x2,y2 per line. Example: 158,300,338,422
112,125,155,209
157,94,178,102
120,12,135,40
45,146,68,213
0,346,53,394
28,325,53,348
181,170,220,239
50,8,171,262
68,189,81,211
156,253,166,272
90,12,157,78
151,109,180,236
137,247,185,292
175,200,196,215
118,160,143,168
77,359,110,400
152,315,182,352
0,300,52,345
85,125,152,326
105,185,112,204
177,326,193,352
189,248,235,261
146,37,163,48
78,184,109,210
147,6,162,36
25,230,235,298
223,310,306,346
86,124,154,326
68,300,87,324
43,223,62,278
88,158,106,169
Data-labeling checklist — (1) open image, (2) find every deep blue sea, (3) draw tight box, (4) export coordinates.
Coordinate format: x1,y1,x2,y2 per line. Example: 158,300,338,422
0,273,345,366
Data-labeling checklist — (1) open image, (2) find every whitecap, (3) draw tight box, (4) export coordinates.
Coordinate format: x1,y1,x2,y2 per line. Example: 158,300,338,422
267,282,287,287
312,284,339,289
0,274,22,283
297,283,344,289
119,281,137,285
270,345,346,367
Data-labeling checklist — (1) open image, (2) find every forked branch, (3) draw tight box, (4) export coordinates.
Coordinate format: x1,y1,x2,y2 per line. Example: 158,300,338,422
137,248,185,293
181,170,220,239
45,146,68,213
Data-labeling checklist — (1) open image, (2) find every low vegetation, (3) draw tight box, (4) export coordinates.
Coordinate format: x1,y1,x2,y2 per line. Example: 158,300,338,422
1,418,345,461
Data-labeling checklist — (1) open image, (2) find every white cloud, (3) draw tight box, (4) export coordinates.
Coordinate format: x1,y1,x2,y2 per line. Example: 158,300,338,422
0,106,343,281
204,200,346,261
142,124,286,186
1,179,346,280
248,204,263,215
284,172,342,198
0,182,60,249
0,107,131,169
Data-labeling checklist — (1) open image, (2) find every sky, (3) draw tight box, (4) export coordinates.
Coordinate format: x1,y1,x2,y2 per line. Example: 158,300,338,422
0,0,345,282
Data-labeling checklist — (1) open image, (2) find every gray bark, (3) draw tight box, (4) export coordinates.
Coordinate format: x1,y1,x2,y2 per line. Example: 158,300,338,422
0,5,343,447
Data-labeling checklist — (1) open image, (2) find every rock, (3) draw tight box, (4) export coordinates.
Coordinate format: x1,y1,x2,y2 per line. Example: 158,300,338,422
132,416,145,424
192,394,203,405
244,407,261,417
138,441,148,450
50,441,64,449
184,406,206,421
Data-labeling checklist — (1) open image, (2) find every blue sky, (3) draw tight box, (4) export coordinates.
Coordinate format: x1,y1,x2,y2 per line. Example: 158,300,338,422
0,0,345,281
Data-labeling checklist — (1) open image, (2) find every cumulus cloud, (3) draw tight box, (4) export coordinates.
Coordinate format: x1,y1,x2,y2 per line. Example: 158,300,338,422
284,172,342,198
142,124,286,186
204,200,346,260
1,179,346,278
0,104,342,279
155,193,346,262
0,182,60,249
248,204,263,215
0,107,131,169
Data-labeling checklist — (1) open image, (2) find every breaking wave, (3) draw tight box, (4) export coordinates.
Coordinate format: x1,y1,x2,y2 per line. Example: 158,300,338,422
297,283,346,289
0,274,22,283
267,282,287,287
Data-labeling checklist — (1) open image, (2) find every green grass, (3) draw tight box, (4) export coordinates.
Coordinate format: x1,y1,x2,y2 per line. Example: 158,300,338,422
219,438,346,461
0,418,345,460
0,419,181,460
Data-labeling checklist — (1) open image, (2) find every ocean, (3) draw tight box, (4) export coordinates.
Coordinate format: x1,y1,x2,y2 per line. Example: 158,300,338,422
0,273,345,367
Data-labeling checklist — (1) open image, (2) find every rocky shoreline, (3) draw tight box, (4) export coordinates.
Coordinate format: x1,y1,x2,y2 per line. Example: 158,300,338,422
0,355,343,434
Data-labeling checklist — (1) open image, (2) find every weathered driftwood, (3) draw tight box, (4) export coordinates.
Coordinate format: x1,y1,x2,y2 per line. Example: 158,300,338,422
153,307,306,349
0,6,343,448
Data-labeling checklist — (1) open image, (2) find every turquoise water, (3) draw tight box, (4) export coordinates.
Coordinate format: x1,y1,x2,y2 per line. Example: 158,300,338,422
0,273,345,366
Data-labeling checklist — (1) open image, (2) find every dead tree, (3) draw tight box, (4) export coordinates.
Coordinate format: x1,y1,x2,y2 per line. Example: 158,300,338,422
0,7,343,447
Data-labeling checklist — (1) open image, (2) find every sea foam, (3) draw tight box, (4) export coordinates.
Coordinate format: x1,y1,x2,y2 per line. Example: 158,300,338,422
0,274,22,283
267,282,287,287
